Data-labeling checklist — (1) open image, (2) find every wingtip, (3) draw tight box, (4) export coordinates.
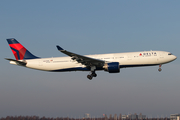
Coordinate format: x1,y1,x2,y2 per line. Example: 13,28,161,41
56,45,64,51
5,58,15,61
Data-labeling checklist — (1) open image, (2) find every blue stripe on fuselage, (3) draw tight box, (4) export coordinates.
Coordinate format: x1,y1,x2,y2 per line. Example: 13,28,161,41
120,64,159,68
50,67,104,72
49,64,160,72
50,67,90,72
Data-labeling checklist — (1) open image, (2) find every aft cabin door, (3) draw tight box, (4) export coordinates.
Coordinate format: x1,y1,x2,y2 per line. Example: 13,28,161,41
159,52,164,59
39,61,43,66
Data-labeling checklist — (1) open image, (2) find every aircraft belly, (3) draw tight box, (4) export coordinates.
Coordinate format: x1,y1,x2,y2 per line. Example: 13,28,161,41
33,61,84,71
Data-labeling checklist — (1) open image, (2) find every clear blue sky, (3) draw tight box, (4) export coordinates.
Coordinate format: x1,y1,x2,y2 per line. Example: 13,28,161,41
0,0,180,118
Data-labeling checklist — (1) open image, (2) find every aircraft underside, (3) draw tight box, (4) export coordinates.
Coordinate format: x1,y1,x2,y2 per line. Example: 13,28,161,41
48,64,162,80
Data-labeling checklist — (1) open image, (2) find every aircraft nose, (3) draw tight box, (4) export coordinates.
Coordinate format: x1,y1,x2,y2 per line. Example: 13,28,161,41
173,55,177,60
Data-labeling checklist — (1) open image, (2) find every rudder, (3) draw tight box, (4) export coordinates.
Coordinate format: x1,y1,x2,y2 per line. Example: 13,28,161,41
7,38,39,60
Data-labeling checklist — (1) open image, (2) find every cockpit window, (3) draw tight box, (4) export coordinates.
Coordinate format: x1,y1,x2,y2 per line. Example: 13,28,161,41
168,53,173,55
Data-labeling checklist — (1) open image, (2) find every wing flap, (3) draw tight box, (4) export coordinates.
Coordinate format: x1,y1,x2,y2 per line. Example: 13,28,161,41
56,46,104,67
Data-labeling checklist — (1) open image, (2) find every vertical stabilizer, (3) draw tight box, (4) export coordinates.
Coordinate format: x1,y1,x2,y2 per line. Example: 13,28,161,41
7,38,39,60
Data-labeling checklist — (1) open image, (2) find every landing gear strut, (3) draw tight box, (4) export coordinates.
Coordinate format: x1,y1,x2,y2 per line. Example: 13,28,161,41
92,71,97,77
158,64,162,72
87,66,97,80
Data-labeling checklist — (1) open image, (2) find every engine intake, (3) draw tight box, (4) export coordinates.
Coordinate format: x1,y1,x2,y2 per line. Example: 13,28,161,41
103,62,120,73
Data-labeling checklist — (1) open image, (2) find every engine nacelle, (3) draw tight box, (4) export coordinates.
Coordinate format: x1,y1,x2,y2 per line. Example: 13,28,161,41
103,62,120,73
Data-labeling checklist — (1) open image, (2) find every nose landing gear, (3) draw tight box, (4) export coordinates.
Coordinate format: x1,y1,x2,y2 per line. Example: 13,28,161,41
158,64,162,72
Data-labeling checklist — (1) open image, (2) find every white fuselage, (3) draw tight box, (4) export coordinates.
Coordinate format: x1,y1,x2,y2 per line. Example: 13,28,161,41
11,51,176,72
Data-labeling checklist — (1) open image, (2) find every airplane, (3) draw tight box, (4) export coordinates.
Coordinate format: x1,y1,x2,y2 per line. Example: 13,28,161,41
5,38,177,80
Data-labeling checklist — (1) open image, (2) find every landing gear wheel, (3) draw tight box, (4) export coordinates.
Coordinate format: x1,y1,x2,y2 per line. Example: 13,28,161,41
158,68,162,72
87,75,93,80
92,73,97,77
158,64,162,72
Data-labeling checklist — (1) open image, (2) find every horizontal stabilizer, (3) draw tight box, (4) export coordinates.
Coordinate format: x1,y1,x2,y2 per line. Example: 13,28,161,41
5,58,27,66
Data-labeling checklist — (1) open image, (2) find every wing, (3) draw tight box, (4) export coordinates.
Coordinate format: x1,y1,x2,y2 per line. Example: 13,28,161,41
56,46,105,67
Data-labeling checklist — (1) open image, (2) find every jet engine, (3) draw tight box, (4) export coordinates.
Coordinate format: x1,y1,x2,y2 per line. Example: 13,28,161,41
103,62,120,73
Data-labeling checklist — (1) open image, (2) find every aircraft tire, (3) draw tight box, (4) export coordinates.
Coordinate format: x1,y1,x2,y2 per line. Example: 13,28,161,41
87,75,93,80
158,68,162,72
92,73,97,77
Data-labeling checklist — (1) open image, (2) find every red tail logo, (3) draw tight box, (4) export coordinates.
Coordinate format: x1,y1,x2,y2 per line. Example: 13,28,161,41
7,38,39,60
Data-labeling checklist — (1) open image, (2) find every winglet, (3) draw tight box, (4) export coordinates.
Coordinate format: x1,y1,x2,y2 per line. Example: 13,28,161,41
56,45,64,51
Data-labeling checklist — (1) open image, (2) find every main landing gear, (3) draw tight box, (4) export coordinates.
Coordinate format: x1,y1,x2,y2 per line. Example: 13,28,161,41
87,66,97,80
158,64,162,72
87,71,97,80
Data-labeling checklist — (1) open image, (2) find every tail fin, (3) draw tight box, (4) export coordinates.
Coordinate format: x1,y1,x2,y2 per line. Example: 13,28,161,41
7,38,39,60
